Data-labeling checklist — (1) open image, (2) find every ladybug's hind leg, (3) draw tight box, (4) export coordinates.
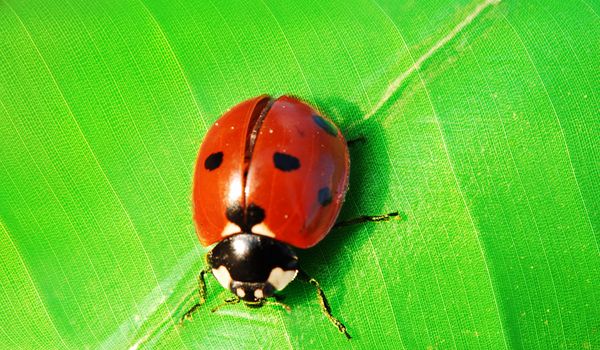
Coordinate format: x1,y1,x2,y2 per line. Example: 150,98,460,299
179,266,212,324
298,270,351,339
333,211,400,229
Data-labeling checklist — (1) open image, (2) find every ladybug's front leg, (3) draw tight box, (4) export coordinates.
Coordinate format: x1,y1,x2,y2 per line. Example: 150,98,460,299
333,211,400,229
262,299,292,313
297,269,351,339
179,266,212,324
211,296,240,313
198,266,212,303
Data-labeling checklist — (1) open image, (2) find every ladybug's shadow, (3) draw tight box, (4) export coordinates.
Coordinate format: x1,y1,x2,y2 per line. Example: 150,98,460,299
290,97,402,313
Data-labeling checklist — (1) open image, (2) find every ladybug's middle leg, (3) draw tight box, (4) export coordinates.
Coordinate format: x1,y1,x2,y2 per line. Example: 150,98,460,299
333,211,400,229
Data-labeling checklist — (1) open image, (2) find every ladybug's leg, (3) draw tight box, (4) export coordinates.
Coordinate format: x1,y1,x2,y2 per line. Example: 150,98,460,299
333,211,400,229
179,266,212,324
346,136,366,147
298,270,351,339
211,296,240,313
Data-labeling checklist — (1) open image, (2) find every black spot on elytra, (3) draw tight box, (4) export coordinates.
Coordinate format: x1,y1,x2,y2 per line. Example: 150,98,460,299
226,202,266,232
226,202,244,227
204,152,223,170
246,203,266,228
273,152,300,171
318,187,332,206
312,115,338,137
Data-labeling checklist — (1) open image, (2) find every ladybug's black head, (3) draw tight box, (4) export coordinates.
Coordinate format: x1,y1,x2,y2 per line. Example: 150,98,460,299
208,233,298,302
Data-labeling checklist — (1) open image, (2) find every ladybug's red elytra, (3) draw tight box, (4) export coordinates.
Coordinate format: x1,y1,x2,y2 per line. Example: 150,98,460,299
184,95,398,338
193,95,350,249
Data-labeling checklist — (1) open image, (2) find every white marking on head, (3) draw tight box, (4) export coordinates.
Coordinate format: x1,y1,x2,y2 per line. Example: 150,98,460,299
236,288,245,298
252,223,275,238
254,289,264,299
267,268,298,291
212,266,232,289
221,222,240,237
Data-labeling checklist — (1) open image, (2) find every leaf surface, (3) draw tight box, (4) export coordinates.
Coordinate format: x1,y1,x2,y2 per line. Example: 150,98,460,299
1,0,598,349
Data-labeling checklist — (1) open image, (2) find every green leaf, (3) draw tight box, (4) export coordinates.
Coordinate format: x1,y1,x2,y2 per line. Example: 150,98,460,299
1,0,598,348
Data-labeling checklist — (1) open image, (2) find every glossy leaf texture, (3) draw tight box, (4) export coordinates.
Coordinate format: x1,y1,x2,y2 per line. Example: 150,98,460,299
0,0,598,349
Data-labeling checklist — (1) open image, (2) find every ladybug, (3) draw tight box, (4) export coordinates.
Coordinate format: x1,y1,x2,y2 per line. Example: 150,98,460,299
184,95,397,338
